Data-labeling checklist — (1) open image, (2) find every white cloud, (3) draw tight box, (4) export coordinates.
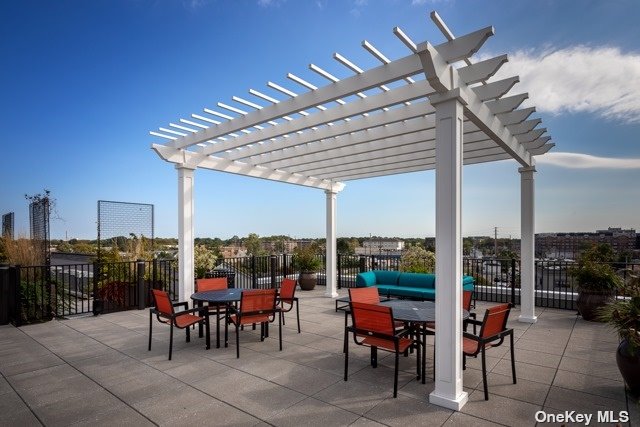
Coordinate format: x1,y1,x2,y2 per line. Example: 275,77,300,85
536,152,640,169
491,46,640,123
258,0,286,7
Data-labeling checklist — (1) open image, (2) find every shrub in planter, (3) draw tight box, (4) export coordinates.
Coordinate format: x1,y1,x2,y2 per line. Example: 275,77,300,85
292,243,322,290
570,244,622,321
598,273,640,395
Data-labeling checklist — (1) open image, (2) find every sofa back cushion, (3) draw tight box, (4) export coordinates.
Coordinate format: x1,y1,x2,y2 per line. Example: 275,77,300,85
397,273,435,289
372,270,400,285
355,271,377,287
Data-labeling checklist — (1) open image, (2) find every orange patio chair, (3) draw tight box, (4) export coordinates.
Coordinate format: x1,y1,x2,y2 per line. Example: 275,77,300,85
463,303,516,400
226,288,281,358
148,289,210,360
279,278,300,333
344,301,416,398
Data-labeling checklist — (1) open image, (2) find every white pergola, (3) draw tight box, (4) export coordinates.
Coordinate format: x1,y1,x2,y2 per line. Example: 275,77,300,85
150,12,552,410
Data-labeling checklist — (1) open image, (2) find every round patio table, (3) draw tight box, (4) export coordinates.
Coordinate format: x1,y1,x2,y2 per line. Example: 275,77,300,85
191,288,243,348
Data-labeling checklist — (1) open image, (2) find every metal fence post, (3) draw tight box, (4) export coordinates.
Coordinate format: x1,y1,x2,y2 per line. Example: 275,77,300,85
511,258,517,306
152,258,158,291
282,253,288,278
92,261,102,315
137,260,146,310
251,256,257,289
270,255,277,289
359,256,367,273
0,266,9,325
12,266,22,327
337,254,342,289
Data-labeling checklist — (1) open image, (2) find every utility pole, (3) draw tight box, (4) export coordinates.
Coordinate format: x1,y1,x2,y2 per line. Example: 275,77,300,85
494,227,498,258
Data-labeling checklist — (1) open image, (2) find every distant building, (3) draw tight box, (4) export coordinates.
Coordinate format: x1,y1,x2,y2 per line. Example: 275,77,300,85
536,227,637,259
355,239,405,256
220,245,247,258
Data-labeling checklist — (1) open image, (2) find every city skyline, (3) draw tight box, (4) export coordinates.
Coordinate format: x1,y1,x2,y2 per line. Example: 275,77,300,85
1,1,639,240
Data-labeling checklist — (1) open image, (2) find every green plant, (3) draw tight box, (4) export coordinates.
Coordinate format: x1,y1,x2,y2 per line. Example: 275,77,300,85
570,245,621,293
399,246,435,273
194,244,216,279
598,273,640,355
292,243,322,273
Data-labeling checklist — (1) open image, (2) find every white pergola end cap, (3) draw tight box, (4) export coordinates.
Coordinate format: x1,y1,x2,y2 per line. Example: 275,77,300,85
429,391,469,410
518,315,538,324
324,290,339,298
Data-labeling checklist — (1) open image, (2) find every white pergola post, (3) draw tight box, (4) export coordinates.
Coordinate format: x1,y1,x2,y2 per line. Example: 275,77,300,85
325,189,338,298
519,166,537,323
429,95,468,410
177,165,195,302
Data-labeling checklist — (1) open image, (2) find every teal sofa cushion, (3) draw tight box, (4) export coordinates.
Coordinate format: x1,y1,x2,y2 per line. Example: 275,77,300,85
372,270,400,285
355,271,377,287
355,271,475,300
397,273,435,289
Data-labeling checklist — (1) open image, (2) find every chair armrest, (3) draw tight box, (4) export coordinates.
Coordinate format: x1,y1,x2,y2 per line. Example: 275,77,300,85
465,318,482,326
463,331,479,341
172,301,189,310
179,306,208,317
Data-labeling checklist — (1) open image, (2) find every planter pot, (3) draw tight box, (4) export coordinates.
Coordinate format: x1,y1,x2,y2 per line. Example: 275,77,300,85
617,339,640,395
576,291,613,321
298,272,317,291
92,299,103,316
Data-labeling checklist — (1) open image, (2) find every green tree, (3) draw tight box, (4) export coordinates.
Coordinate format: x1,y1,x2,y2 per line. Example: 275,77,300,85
399,246,435,273
194,245,217,278
244,233,265,256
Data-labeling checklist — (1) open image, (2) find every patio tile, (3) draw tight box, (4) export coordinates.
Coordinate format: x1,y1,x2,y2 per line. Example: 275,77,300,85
33,389,123,427
461,389,542,426
443,411,503,426
512,347,562,369
482,372,550,405
264,397,360,427
543,386,627,415
557,355,623,381
192,368,307,419
552,369,626,402
67,405,155,427
313,377,392,415
270,363,343,395
364,393,453,426
491,359,556,385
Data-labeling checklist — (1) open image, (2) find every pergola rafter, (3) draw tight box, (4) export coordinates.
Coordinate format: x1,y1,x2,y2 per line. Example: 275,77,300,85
150,11,553,411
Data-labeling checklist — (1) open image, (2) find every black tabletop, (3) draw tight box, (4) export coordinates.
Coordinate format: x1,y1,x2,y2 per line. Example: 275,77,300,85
378,300,469,323
191,288,243,303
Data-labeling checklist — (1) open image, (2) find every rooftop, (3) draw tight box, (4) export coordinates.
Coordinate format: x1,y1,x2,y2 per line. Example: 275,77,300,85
1,288,638,426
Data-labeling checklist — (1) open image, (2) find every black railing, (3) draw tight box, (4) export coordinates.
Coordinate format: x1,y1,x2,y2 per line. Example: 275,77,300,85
3,254,638,326
0,259,178,325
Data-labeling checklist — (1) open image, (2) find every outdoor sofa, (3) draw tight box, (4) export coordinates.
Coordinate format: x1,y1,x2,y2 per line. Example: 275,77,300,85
355,270,475,300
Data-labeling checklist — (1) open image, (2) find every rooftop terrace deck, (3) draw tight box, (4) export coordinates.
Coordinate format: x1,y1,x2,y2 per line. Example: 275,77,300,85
1,288,638,426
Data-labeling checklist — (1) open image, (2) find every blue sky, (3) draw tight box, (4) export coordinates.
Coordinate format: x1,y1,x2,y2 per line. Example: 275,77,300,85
1,0,639,240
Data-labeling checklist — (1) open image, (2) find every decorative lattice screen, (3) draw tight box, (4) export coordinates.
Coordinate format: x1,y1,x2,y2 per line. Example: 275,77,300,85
29,200,50,264
97,200,154,259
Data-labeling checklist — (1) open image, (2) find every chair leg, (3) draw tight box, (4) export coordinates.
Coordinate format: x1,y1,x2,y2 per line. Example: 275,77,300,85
205,314,211,350
148,311,153,352
371,346,378,368
481,346,489,400
393,350,399,398
278,311,282,351
343,330,349,381
235,322,240,358
186,323,191,343
224,313,229,348
169,323,174,361
510,332,517,384
295,299,300,333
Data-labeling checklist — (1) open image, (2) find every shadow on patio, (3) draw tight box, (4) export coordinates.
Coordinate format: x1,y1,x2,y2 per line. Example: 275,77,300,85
1,288,638,426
